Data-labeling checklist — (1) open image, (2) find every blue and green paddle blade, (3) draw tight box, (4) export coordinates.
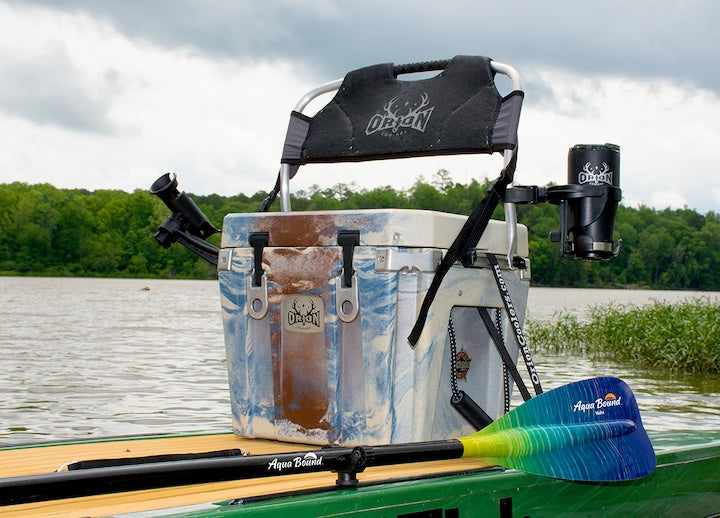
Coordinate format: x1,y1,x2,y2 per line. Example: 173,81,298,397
459,377,656,481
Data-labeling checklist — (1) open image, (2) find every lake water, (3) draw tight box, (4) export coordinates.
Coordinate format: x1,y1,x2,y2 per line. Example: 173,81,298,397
1,277,719,446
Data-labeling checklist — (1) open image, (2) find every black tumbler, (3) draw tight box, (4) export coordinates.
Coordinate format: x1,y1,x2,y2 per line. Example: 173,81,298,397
565,144,622,259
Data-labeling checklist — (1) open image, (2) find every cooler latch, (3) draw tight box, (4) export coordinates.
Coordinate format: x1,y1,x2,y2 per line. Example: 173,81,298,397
336,231,360,323
247,232,269,320
249,232,269,287
338,231,359,288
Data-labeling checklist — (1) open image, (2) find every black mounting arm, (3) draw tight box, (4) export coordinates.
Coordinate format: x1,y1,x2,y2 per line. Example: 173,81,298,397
502,183,622,260
150,173,220,265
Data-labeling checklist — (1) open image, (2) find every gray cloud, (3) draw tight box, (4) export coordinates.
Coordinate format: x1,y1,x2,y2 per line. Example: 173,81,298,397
0,41,122,133
10,0,720,92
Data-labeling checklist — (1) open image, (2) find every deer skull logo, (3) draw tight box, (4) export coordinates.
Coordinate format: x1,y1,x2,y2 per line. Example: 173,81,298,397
365,93,435,136
577,162,613,186
284,296,323,333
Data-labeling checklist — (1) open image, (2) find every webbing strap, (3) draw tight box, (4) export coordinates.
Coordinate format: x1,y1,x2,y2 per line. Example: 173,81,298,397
407,152,517,346
477,307,532,401
486,252,543,395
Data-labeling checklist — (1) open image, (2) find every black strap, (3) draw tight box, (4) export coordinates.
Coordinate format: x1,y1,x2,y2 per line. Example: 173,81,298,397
407,152,517,346
66,449,247,471
486,253,543,396
477,308,532,401
259,165,300,212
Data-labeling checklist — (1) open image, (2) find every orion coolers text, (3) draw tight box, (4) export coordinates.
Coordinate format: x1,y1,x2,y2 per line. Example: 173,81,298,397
267,452,324,473
365,93,434,136
284,296,323,333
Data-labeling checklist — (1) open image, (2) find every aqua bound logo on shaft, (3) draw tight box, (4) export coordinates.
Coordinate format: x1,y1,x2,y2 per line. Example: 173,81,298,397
267,452,324,473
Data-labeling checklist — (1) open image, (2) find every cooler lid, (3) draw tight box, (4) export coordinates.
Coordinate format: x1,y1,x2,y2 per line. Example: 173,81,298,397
221,209,528,257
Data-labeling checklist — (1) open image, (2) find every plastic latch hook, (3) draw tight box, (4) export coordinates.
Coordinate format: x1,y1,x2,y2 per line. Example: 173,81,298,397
248,232,269,287
337,231,360,288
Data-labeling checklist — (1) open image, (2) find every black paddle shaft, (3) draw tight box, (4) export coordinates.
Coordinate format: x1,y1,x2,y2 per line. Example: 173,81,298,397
0,440,464,506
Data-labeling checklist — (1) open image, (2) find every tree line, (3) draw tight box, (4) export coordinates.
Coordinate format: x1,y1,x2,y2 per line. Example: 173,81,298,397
1,173,719,290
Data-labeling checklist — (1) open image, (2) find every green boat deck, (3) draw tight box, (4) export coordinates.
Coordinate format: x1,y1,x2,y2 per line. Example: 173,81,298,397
174,434,720,517
3,430,716,517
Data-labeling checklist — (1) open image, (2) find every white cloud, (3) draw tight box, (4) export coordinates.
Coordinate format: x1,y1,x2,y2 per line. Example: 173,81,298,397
517,70,720,213
0,1,719,214
650,190,688,210
0,2,316,195
0,41,121,132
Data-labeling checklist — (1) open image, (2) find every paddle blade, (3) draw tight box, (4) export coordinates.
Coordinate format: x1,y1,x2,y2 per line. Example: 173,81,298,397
459,377,656,482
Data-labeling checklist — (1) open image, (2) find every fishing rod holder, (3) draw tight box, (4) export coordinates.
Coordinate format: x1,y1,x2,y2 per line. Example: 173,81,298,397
150,173,220,265
503,143,622,260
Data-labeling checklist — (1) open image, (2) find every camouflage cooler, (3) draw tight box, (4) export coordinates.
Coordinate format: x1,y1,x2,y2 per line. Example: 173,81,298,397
218,208,530,446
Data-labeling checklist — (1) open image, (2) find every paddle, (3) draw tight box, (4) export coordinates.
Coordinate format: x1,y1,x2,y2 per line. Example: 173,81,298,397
459,376,656,482
0,377,655,506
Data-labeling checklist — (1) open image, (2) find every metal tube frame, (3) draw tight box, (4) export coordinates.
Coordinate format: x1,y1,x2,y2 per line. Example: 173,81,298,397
279,62,523,263
279,79,344,212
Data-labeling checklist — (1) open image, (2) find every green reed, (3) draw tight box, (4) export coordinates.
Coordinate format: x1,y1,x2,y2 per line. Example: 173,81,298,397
525,298,720,375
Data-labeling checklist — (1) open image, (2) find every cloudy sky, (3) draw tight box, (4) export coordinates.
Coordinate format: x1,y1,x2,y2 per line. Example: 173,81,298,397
1,0,719,213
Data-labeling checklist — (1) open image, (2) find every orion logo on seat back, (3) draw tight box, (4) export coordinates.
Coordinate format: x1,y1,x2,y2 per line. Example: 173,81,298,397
365,93,435,136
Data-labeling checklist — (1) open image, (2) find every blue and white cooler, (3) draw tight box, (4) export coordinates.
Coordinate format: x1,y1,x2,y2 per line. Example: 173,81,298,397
218,209,530,445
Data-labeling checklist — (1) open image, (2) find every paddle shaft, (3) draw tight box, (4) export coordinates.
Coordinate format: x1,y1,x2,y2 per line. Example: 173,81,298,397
0,440,464,506
1,377,656,505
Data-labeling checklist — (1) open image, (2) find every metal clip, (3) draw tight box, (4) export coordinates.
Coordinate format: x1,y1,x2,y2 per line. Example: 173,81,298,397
336,273,359,323
217,249,233,271
374,249,443,272
246,274,268,320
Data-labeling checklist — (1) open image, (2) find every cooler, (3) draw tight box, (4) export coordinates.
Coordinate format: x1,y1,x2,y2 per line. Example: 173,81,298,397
218,208,530,445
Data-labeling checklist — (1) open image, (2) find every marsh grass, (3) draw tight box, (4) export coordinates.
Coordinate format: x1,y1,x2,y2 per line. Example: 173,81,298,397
526,298,720,374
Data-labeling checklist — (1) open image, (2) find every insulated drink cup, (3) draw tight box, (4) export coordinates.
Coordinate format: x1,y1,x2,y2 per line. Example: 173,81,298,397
566,144,621,259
